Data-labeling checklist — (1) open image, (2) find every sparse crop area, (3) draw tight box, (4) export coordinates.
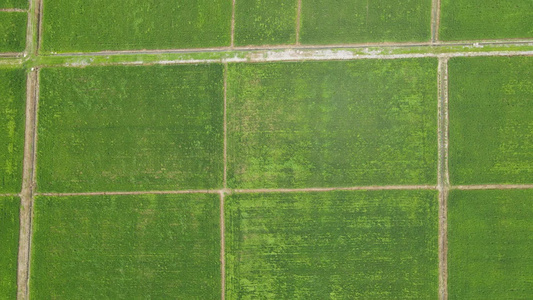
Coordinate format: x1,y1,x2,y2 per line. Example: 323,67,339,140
0,196,19,300
30,193,221,299
41,0,232,52
300,0,432,44
226,190,439,298
448,189,533,299
440,0,533,41
0,12,26,53
227,59,438,189
449,56,532,185
37,64,224,192
0,68,25,193
234,0,297,46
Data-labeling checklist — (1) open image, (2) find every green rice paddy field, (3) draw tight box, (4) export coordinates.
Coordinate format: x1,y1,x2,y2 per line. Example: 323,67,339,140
448,189,533,299
0,56,531,298
30,194,221,299
0,12,26,53
0,197,19,300
0,0,531,298
449,56,532,185
37,64,224,192
0,0,27,9
0,68,26,194
226,190,439,298
227,59,438,188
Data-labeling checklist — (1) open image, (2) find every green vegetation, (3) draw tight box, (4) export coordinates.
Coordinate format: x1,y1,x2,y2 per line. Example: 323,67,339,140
37,64,224,192
234,0,297,46
31,193,221,299
449,56,532,185
0,12,26,53
0,68,25,193
448,189,533,299
226,190,438,298
0,0,27,9
300,0,432,44
0,197,19,300
227,59,437,189
440,0,533,41
41,0,232,53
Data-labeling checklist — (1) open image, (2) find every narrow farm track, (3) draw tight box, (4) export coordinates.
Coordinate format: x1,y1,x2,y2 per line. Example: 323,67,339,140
219,191,226,300
0,8,27,12
37,190,222,197
432,0,442,42
43,39,533,57
437,57,450,300
230,0,236,47
17,69,39,300
454,184,533,190
295,0,302,45
223,63,229,189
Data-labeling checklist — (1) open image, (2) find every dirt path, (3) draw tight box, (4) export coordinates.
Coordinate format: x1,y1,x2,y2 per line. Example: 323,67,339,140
223,64,229,189
454,184,533,190
437,57,449,300
233,185,436,194
295,0,302,45
431,0,441,43
230,0,236,48
17,69,39,300
219,191,226,300
37,190,221,197
0,8,27,12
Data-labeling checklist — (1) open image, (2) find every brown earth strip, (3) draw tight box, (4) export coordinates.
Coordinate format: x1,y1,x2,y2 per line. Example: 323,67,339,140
17,69,39,300
230,0,236,48
219,191,226,300
295,0,302,45
454,184,533,190
0,8,26,12
437,57,450,300
223,64,228,189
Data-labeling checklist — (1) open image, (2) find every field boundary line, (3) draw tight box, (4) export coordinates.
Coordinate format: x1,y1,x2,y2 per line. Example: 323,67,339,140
219,191,226,300
295,0,302,45
36,0,43,55
431,0,441,42
0,52,23,57
17,69,39,300
453,184,533,190
0,193,20,197
233,185,436,193
230,0,236,48
38,49,533,69
42,39,533,57
437,57,449,300
0,8,27,12
223,64,228,189
36,190,222,197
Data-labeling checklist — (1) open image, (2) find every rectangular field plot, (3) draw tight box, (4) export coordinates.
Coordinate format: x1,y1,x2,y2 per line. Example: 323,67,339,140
225,190,438,299
41,0,232,52
234,0,297,46
448,189,533,299
37,64,224,193
0,0,27,9
227,59,438,189
440,0,533,41
0,68,26,193
300,0,432,45
0,12,27,53
31,194,221,299
0,197,19,300
449,56,532,185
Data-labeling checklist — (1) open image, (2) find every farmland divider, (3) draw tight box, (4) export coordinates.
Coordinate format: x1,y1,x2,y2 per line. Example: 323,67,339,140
437,57,449,300
17,68,39,300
